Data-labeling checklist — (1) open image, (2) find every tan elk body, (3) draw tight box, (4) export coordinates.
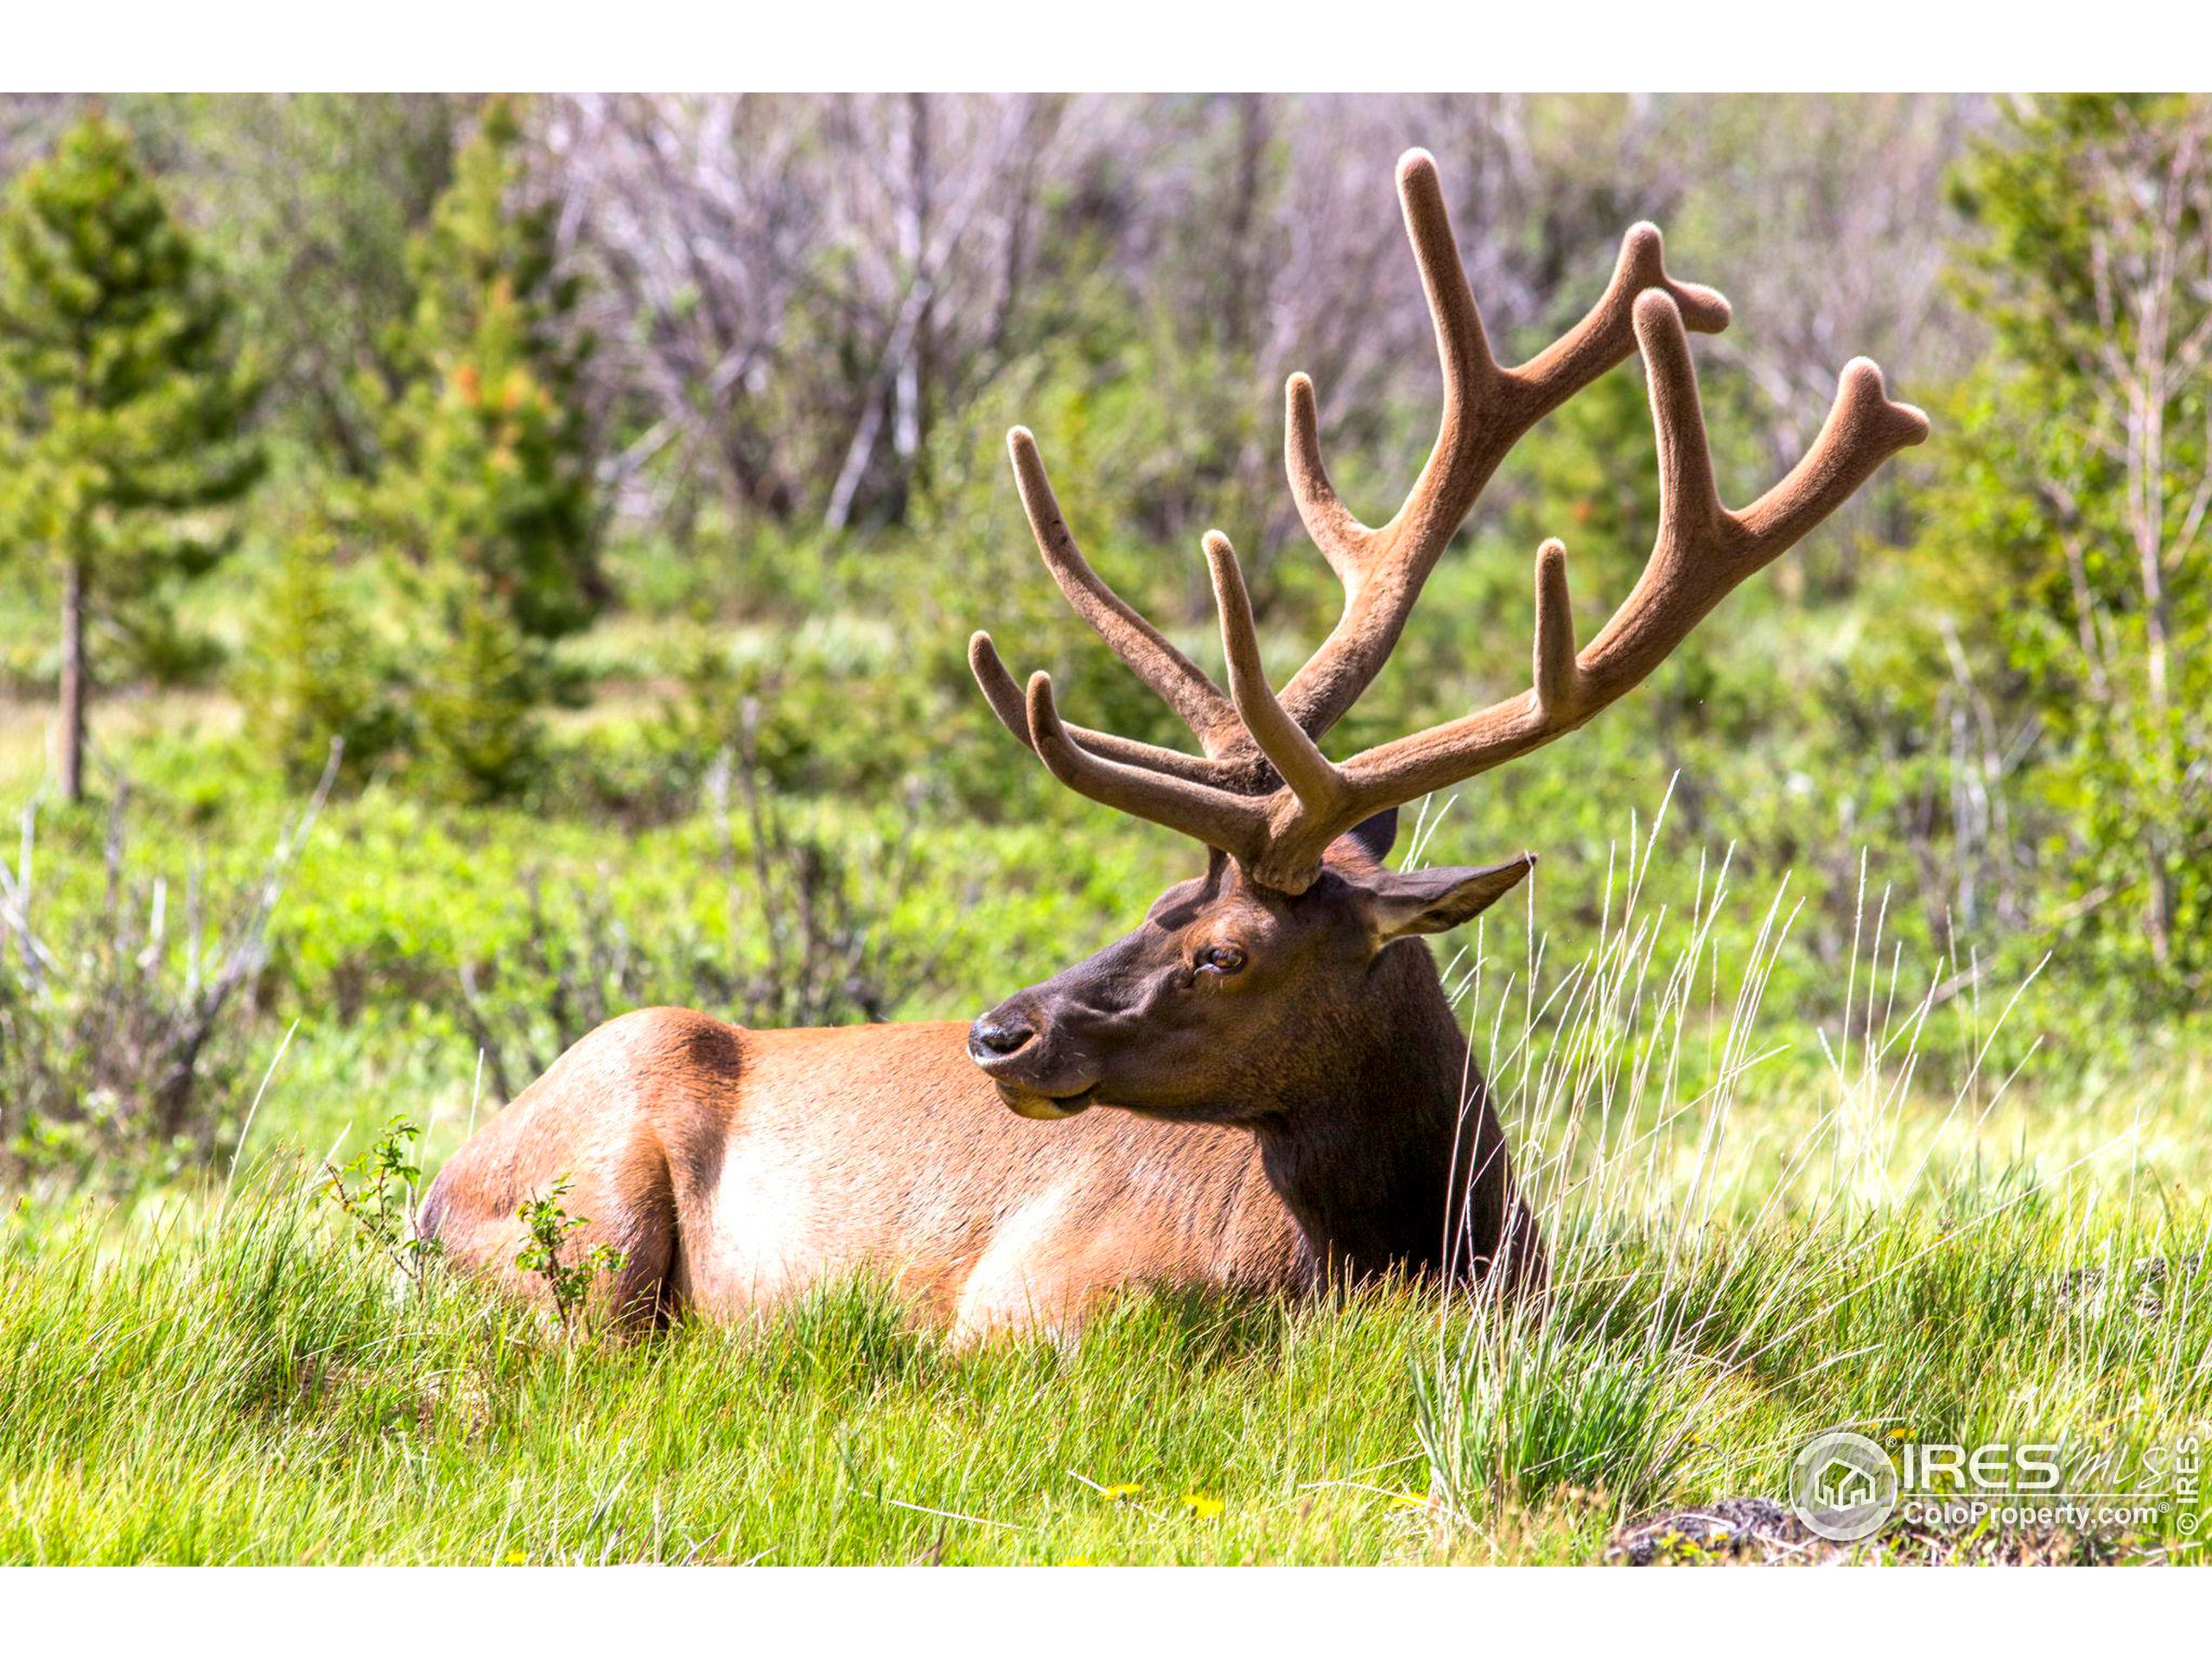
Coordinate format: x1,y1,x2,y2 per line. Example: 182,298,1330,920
422,149,1927,1338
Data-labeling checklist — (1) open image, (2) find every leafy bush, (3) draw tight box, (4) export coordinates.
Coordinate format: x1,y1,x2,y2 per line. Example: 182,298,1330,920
1917,94,2212,1004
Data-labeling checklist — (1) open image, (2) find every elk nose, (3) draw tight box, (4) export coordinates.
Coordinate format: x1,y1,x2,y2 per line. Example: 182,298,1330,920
968,1012,1035,1065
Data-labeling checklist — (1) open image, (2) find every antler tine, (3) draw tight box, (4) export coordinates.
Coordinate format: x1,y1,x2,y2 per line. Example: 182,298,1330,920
967,633,1243,788
1728,356,1936,557
1531,538,1578,721
1201,532,1349,818
1510,222,1732,423
1276,150,1732,743
1283,149,1495,588
1022,671,1269,862
976,147,1927,899
1006,428,1249,761
1573,292,1931,693
1318,289,1929,820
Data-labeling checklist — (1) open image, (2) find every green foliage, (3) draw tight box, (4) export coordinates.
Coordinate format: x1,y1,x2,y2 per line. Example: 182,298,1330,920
321,1113,441,1288
357,96,601,802
237,533,408,786
0,776,315,1190
1924,94,2212,1001
407,584,551,801
0,113,261,709
1417,1319,1696,1519
376,97,597,637
130,93,455,477
512,1174,625,1333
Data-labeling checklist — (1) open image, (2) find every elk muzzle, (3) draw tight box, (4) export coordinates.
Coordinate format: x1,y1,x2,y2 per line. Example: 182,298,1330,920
966,995,1099,1119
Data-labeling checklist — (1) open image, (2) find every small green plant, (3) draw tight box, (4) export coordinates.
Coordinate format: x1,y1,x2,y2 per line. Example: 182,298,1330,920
321,1113,442,1289
1415,1314,1697,1522
514,1174,625,1334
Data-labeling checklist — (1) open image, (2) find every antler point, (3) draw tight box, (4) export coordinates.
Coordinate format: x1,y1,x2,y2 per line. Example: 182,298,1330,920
1835,359,1929,442
1631,286,1681,329
980,141,1915,898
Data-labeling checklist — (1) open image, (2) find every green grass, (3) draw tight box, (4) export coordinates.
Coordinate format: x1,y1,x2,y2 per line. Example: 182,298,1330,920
2,1185,1452,1565
3,817,2206,1565
3,1118,2202,1565
3,657,2208,1565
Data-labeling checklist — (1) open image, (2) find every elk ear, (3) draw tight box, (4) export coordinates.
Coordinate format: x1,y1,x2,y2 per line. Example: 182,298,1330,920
1338,806,1399,863
1364,854,1535,943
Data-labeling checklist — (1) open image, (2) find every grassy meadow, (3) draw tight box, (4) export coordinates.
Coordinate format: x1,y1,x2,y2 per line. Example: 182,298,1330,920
3,92,2209,1567
3,655,2206,1566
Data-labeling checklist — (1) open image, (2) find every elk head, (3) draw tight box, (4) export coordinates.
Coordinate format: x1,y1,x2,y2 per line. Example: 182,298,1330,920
967,148,1929,1126
967,806,1535,1121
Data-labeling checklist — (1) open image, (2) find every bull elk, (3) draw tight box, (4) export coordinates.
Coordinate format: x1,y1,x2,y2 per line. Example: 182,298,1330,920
422,149,1928,1338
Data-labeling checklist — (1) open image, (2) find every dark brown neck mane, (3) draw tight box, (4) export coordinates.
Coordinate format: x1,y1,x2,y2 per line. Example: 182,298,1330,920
1250,942,1521,1284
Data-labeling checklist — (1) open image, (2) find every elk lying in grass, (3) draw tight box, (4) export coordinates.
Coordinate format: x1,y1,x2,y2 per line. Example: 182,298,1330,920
422,148,1927,1338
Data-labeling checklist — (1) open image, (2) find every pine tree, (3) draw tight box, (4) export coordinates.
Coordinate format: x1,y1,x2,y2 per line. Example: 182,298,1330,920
237,531,405,788
367,96,601,801
0,113,262,802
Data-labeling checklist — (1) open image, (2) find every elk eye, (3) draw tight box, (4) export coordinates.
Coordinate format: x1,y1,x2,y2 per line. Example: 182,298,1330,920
1195,943,1247,976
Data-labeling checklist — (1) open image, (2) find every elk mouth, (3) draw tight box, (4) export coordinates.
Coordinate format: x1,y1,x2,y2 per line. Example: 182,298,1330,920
968,1002,1101,1116
994,1079,1097,1120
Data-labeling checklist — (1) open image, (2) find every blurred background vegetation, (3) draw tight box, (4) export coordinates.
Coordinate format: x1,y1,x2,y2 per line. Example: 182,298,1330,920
0,92,2205,1192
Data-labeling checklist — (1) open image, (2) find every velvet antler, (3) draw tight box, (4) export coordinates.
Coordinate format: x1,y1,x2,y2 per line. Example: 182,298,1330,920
975,149,1928,893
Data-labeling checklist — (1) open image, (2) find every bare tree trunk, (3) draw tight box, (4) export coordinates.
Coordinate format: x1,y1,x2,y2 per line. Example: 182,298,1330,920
821,98,1020,533
892,92,931,491
57,556,86,805
1223,93,1268,356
